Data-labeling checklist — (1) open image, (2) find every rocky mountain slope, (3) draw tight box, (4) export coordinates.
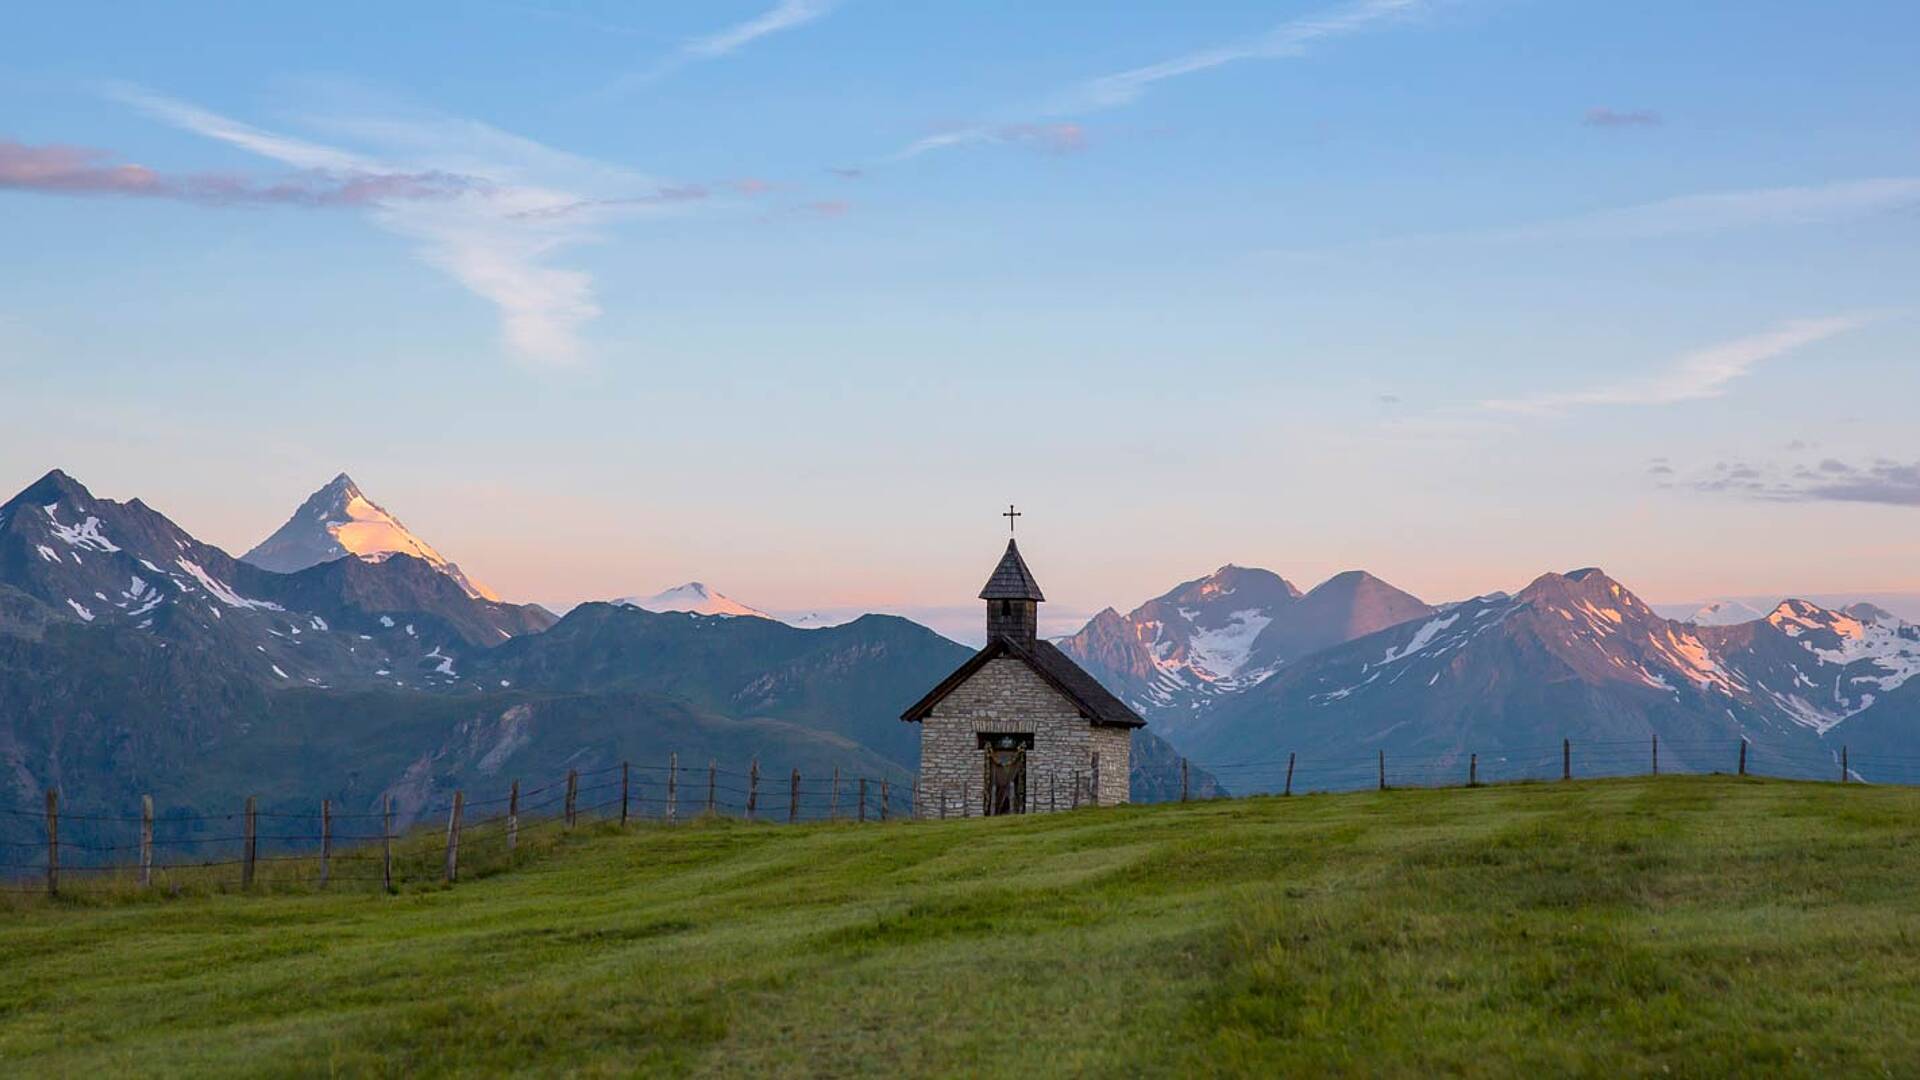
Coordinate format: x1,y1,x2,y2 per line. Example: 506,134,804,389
1057,565,1433,732
1185,567,1920,788
0,470,554,691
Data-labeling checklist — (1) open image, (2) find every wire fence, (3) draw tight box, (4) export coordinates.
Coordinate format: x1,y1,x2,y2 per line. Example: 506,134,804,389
0,735,1884,900
0,757,920,899
1184,735,1862,798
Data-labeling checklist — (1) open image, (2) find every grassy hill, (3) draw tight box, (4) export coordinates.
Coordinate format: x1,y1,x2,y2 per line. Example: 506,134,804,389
5,775,1920,1075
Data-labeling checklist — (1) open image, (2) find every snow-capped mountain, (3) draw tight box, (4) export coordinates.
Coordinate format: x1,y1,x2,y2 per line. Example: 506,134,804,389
0,469,553,690
615,582,771,620
242,474,500,602
1057,565,1434,730
1684,599,1768,626
1188,567,1920,784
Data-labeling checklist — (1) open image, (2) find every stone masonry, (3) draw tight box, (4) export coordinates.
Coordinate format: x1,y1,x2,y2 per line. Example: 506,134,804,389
916,657,1130,818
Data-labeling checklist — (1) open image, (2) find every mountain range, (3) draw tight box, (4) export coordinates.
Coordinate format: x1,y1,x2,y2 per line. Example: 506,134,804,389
1056,565,1434,734
0,470,1217,856
5,467,1917,857
1183,568,1920,789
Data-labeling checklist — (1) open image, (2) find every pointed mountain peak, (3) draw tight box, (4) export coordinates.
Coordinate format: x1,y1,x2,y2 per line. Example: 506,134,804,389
242,475,499,602
5,468,95,511
1306,569,1391,597
1685,599,1767,626
1162,565,1301,606
616,582,771,619
1767,598,1832,627
1517,567,1651,617
1843,601,1898,624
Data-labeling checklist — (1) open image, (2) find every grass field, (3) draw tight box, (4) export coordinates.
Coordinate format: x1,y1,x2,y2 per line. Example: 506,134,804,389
4,775,1920,1076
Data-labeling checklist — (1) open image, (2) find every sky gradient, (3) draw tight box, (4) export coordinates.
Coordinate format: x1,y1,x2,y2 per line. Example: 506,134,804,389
3,1,1918,641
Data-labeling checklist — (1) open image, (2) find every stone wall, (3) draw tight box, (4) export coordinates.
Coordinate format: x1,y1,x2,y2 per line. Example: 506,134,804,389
914,657,1131,818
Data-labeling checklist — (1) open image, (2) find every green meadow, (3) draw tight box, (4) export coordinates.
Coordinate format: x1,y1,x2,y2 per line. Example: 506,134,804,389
4,775,1920,1076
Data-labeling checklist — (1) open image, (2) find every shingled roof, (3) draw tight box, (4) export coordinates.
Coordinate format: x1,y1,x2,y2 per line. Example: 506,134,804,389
900,635,1146,728
978,539,1045,601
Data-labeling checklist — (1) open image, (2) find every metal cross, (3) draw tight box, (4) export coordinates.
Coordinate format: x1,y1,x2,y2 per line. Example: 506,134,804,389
1003,504,1021,533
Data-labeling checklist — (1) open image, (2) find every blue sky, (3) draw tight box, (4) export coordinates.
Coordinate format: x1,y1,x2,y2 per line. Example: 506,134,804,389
3,0,1918,637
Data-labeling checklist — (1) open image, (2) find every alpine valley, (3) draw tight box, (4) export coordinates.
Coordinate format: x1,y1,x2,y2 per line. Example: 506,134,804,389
5,467,1920,858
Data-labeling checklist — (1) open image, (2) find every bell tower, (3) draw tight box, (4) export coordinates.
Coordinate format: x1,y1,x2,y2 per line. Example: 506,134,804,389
979,536,1045,648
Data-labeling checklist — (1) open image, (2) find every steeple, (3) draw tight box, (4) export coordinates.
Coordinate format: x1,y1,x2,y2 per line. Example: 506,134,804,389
980,538,1044,646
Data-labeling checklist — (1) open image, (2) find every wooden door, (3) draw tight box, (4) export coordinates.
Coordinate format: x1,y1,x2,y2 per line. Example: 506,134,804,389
984,749,1027,816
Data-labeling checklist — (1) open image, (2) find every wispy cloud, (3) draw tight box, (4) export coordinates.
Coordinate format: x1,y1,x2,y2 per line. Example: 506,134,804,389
605,1,837,94
109,85,690,367
686,0,835,59
892,122,1088,161
1265,176,1920,260
1511,178,1920,242
1484,316,1871,415
0,138,474,206
1584,107,1661,128
1049,0,1423,115
890,0,1423,162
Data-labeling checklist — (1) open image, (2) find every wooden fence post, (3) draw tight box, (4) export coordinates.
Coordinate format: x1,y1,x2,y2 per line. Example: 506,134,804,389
790,769,801,823
620,762,630,827
1739,739,1748,777
881,779,890,821
831,767,841,820
242,795,258,889
1562,739,1571,782
507,780,519,853
1091,753,1101,805
1072,771,1081,809
444,791,463,884
140,794,154,889
1284,752,1295,797
1378,750,1386,792
319,798,332,889
44,789,57,899
667,754,678,823
1842,746,1849,784
565,769,578,828
1181,758,1190,803
1469,753,1477,787
940,788,948,820
382,795,393,893
747,760,760,821
1048,772,1056,812
858,778,867,823
706,759,717,815
1652,735,1659,776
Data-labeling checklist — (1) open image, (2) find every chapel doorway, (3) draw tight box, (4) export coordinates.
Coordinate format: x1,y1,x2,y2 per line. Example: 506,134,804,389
979,733,1032,815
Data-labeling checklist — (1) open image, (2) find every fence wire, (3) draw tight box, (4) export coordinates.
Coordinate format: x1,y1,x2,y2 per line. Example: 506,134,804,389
0,736,1888,898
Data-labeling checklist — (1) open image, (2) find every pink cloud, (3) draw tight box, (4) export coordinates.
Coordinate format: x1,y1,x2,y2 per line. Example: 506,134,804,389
799,199,849,217
1000,123,1087,154
0,138,475,207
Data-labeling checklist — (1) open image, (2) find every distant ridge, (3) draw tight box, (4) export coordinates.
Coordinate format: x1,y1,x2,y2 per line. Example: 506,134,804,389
615,582,771,619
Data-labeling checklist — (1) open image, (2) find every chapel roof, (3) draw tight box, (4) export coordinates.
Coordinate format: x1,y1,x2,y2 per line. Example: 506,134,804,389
978,539,1046,602
899,635,1146,728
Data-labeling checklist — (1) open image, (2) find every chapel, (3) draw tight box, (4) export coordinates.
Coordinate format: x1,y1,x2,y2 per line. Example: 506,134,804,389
900,528,1144,817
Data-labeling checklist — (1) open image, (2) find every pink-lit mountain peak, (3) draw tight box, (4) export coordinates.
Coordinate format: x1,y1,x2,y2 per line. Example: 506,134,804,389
241,474,500,602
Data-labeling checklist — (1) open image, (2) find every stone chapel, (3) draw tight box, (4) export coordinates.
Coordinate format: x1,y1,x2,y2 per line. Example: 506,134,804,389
901,535,1145,817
